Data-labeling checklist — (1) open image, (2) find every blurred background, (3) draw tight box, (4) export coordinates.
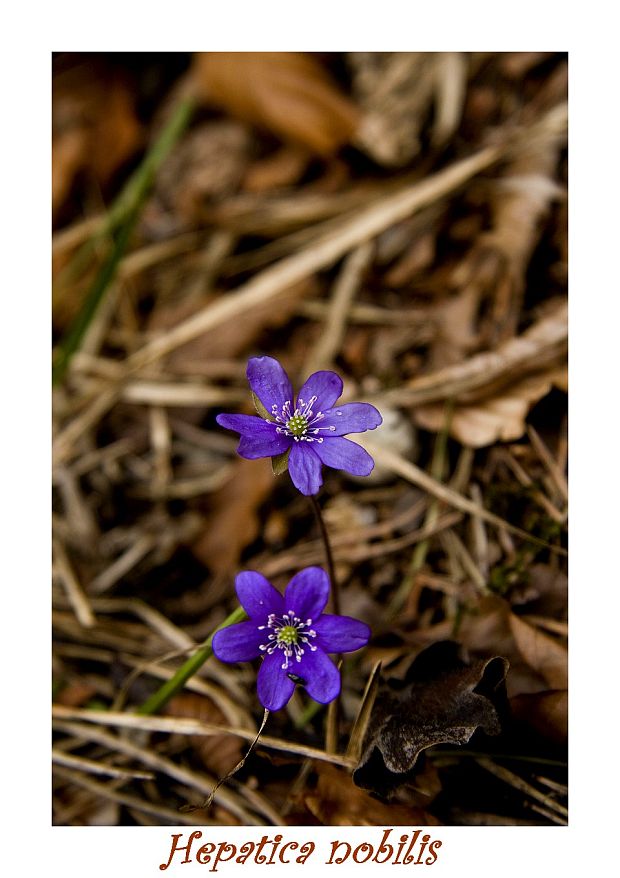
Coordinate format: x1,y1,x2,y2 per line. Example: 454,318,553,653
52,52,568,827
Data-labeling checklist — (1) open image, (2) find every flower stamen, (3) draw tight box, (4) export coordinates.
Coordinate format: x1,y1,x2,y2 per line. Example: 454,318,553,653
269,396,336,443
258,611,317,670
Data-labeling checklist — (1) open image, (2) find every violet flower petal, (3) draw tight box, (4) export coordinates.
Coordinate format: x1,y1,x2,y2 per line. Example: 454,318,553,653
216,413,278,439
247,356,293,414
297,647,341,704
320,402,383,436
212,620,264,663
216,414,290,458
313,614,371,654
257,651,296,711
284,566,330,620
296,370,343,412
311,435,375,476
235,570,284,619
237,432,291,460
288,442,323,495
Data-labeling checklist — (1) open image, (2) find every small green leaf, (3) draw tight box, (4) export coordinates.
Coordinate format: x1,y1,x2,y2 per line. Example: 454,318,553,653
252,391,272,420
271,448,291,475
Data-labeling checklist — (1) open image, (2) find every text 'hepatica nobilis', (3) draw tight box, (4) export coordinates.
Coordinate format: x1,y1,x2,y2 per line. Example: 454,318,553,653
212,567,370,711
216,356,382,495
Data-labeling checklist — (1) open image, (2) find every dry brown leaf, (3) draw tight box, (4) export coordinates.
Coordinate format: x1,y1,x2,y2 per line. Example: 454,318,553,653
303,764,438,826
191,457,276,576
53,62,142,217
414,368,567,447
354,642,508,798
427,285,483,370
510,562,568,617
412,595,550,698
164,693,244,778
508,614,567,690
381,299,567,409
242,144,312,193
55,680,98,708
466,107,566,343
510,690,567,744
191,53,360,156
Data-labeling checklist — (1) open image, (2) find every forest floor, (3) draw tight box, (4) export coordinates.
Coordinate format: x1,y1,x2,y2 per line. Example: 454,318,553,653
52,52,568,827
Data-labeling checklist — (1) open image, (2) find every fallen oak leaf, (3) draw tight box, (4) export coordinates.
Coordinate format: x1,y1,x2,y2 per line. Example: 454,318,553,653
379,299,567,409
354,641,509,798
304,763,440,826
510,689,567,745
414,368,567,448
53,61,143,218
508,613,567,690
190,52,360,156
191,456,276,576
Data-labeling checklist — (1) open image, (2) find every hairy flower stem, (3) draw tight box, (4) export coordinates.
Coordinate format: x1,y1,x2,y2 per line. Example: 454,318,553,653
309,494,340,616
309,494,342,752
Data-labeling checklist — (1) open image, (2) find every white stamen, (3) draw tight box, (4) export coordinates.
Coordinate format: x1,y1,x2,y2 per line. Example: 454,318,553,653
257,610,318,671
268,397,337,443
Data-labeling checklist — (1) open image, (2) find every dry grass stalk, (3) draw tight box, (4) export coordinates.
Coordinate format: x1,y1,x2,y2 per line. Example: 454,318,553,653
52,707,353,769
53,718,280,824
53,110,565,468
53,386,121,467
363,440,566,556
380,300,567,408
120,381,246,407
53,539,96,628
439,529,488,592
477,757,568,820
431,53,468,148
52,749,154,781
298,299,432,327
258,511,462,579
116,655,251,726
527,424,569,504
124,143,502,375
498,449,565,524
468,483,490,580
303,241,374,374
53,765,207,825
88,535,156,595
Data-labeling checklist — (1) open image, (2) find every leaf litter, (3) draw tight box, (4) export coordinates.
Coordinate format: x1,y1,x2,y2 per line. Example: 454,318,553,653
52,52,567,827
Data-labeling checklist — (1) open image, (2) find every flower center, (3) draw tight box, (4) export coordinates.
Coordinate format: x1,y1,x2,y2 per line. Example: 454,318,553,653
257,611,318,670
276,624,298,645
269,396,336,443
285,414,308,438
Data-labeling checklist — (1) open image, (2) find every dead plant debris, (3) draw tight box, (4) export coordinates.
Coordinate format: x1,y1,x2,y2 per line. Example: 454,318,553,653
52,51,568,827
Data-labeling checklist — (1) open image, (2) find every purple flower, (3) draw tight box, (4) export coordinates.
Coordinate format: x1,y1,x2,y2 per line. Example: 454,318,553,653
216,356,382,495
212,567,371,711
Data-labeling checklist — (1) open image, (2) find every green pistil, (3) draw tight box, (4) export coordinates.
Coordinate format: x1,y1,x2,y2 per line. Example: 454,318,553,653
286,414,308,438
277,625,299,645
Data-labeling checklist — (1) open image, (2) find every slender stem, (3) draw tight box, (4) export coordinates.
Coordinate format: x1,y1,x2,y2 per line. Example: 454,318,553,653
309,494,340,615
309,494,342,752
137,605,247,716
191,708,270,811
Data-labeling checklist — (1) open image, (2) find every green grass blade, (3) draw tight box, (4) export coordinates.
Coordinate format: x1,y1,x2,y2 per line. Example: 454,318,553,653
137,605,247,716
52,97,195,385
